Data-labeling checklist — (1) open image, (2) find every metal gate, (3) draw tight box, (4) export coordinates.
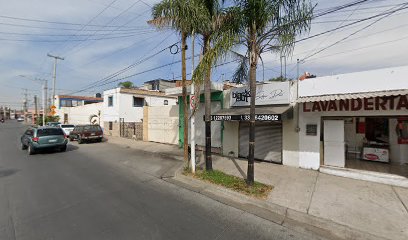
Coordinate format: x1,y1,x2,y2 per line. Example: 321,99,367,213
239,122,282,163
120,118,143,140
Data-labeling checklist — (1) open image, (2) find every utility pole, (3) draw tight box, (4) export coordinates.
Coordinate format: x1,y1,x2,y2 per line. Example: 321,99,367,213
42,79,48,126
23,89,28,112
295,59,301,132
190,33,196,173
47,53,64,107
34,95,38,123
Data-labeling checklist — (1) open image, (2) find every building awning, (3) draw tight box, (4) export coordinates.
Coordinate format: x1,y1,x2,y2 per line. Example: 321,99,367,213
298,89,408,103
210,106,293,121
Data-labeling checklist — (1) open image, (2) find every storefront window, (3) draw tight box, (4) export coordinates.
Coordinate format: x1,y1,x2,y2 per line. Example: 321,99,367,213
365,118,388,143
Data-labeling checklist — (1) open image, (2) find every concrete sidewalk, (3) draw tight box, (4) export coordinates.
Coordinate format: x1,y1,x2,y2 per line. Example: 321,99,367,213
211,156,408,240
105,137,408,240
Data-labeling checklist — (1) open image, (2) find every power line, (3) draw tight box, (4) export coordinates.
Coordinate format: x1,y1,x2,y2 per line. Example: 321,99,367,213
68,39,180,95
0,28,156,37
0,32,153,42
82,31,165,67
0,21,154,31
301,3,408,61
295,4,408,44
49,0,119,54
64,8,152,57
305,34,408,63
62,0,145,56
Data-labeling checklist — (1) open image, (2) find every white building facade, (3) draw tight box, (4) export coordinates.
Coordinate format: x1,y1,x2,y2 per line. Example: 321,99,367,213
297,66,408,180
103,87,177,137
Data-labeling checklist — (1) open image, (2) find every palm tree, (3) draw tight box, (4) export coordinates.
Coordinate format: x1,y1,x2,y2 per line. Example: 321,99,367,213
192,1,241,171
233,0,314,185
150,0,205,165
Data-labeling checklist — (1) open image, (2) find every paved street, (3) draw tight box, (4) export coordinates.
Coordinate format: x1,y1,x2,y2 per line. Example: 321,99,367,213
0,122,325,240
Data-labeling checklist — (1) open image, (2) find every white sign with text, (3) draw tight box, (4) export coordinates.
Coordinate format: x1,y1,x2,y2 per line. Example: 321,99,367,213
230,82,290,107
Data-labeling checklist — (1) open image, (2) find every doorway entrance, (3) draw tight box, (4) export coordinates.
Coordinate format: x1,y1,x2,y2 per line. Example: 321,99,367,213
323,117,408,177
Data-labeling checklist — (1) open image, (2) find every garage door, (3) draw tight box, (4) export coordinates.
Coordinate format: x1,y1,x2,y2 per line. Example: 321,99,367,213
239,122,282,163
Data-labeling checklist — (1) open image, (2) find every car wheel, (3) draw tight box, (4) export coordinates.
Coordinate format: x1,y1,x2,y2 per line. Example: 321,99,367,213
97,138,102,143
21,142,27,150
78,137,83,144
27,144,35,155
60,145,67,152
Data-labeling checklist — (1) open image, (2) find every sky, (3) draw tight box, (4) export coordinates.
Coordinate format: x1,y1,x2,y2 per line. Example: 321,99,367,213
0,0,407,110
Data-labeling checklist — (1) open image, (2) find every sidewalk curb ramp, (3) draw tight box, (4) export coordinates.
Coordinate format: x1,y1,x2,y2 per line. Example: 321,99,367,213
168,170,388,240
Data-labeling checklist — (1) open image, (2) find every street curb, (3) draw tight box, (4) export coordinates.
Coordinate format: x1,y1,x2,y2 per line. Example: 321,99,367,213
170,170,388,240
103,138,389,240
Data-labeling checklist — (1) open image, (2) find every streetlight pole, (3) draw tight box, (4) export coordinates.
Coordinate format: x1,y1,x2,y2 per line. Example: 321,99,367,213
190,33,196,173
18,75,48,126
47,53,64,107
42,79,48,126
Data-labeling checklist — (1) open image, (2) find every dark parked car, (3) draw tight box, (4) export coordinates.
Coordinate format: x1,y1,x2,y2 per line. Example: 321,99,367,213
69,125,103,144
21,127,68,155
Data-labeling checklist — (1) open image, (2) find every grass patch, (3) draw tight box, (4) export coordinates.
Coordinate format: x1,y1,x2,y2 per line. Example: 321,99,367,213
185,169,273,199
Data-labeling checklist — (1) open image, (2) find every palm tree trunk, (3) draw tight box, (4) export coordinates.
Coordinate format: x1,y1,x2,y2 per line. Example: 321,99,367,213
203,34,213,171
182,32,189,164
247,24,257,186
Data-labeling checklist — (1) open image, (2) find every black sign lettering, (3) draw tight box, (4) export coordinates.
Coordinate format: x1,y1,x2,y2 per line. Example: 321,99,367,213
207,114,281,122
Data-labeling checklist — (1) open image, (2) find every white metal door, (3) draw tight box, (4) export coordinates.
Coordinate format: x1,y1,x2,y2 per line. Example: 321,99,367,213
324,120,345,167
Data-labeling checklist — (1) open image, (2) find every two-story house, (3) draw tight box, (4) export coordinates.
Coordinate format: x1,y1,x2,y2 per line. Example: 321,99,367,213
103,87,177,137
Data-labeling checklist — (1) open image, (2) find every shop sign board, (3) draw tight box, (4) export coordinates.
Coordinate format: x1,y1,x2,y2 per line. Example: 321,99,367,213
209,114,280,121
230,82,290,107
303,95,408,112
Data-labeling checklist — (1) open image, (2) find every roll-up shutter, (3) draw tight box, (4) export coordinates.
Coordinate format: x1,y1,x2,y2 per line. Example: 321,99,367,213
239,122,282,163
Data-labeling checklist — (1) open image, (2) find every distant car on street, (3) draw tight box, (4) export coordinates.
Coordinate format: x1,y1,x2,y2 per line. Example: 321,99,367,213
20,127,68,155
46,122,61,127
17,117,24,122
58,124,75,136
69,124,103,144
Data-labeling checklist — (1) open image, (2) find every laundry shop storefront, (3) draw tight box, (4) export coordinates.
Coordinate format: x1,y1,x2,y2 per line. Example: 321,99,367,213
216,82,296,165
298,77,408,184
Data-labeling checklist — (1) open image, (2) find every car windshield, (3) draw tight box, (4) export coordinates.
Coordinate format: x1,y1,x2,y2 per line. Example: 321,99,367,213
37,128,64,136
83,125,101,131
61,125,75,128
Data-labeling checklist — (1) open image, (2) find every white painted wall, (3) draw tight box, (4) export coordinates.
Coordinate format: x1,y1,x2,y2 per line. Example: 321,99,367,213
102,87,177,123
56,102,103,125
103,88,121,122
299,65,408,97
147,105,179,144
188,102,222,148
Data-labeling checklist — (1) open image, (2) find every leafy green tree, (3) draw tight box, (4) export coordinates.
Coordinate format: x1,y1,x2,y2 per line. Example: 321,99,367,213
192,1,241,171
36,115,60,126
233,0,314,185
118,81,134,88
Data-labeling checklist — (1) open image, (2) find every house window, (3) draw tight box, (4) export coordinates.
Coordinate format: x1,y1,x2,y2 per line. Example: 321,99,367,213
108,96,113,107
60,99,73,107
164,100,168,105
109,121,113,130
133,97,144,107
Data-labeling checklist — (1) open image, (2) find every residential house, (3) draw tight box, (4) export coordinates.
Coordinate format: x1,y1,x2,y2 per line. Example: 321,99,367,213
103,87,177,138
55,95,103,125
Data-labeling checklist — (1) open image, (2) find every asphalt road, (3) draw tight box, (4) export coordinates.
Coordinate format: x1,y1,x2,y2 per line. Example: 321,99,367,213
0,121,324,240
